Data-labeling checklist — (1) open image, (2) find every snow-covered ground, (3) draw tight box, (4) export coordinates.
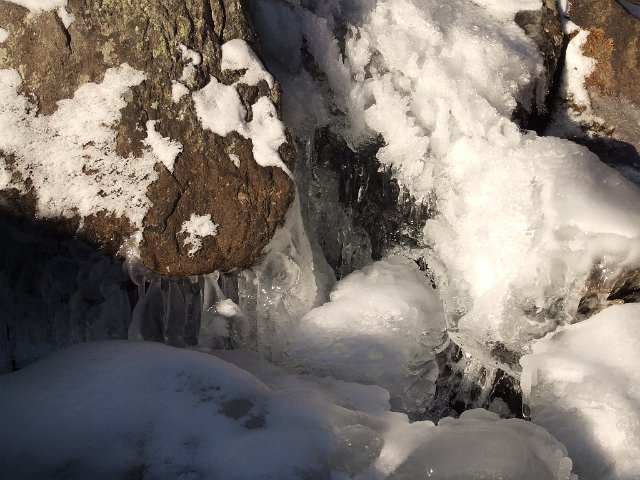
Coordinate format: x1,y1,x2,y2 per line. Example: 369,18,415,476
0,341,574,480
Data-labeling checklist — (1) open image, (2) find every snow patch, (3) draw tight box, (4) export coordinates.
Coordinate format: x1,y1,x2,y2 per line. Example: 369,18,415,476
0,64,168,232
144,120,183,172
179,213,218,257
229,153,240,167
179,44,202,66
0,28,8,44
5,0,66,13
171,81,189,103
56,6,75,28
221,39,275,87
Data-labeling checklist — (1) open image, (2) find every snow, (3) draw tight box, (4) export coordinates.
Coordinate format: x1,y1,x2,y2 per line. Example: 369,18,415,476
0,28,8,44
171,81,189,103
192,76,246,137
229,153,240,167
144,120,183,172
284,256,446,412
178,44,202,66
250,0,640,362
521,304,640,480
56,6,75,28
0,340,575,479
221,38,275,87
179,213,218,257
4,0,66,13
0,64,170,231
192,76,291,175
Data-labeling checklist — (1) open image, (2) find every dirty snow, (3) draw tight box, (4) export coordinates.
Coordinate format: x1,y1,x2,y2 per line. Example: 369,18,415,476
179,213,219,257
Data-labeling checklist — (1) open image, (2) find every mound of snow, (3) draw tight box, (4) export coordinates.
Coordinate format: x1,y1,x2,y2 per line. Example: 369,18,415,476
0,340,574,479
521,304,640,480
283,256,445,412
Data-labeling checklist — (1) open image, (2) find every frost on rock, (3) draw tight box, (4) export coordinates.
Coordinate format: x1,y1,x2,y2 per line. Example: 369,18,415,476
521,304,640,480
0,341,574,480
179,213,218,257
284,256,446,413
0,64,173,232
250,0,640,364
221,38,275,87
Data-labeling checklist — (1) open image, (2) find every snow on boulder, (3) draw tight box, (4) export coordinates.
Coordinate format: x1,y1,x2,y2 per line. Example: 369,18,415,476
283,256,446,413
0,340,575,480
0,0,294,276
521,304,640,480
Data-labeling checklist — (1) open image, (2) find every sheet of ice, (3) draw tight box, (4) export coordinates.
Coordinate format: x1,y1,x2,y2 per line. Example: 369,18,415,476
284,256,446,412
222,39,275,87
5,0,66,13
249,0,640,363
144,120,183,171
179,213,218,257
0,341,575,480
0,28,8,44
521,304,640,480
0,64,175,232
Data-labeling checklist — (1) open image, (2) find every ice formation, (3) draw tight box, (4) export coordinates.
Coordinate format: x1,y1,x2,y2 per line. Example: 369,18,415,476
521,304,640,480
0,341,574,480
179,214,219,257
250,0,640,364
284,256,445,412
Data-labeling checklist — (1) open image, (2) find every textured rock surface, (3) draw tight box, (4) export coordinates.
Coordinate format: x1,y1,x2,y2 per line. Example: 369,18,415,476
0,0,294,276
566,0,640,169
515,0,564,127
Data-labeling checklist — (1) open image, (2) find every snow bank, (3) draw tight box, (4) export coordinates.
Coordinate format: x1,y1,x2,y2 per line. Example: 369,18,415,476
250,0,640,362
0,340,574,479
284,256,445,412
521,304,640,480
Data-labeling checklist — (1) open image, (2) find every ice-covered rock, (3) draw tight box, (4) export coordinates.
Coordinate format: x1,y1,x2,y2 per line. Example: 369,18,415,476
0,0,293,276
0,340,575,480
284,256,446,412
521,304,640,480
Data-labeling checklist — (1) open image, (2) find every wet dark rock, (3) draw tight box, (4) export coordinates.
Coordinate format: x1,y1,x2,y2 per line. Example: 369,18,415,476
0,0,294,276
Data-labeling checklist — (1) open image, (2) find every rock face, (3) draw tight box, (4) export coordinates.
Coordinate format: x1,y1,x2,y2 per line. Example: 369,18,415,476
0,0,294,277
515,0,564,127
565,0,640,169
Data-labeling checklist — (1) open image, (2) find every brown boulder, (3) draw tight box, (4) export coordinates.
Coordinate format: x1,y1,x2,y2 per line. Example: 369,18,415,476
566,0,640,166
0,0,294,277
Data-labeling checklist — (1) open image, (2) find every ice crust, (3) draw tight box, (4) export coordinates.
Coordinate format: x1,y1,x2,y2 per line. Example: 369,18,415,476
284,256,446,412
521,304,640,480
250,0,640,361
0,341,574,480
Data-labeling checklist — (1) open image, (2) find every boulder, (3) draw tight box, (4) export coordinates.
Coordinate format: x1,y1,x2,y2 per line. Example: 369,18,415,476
565,0,640,169
0,0,295,277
